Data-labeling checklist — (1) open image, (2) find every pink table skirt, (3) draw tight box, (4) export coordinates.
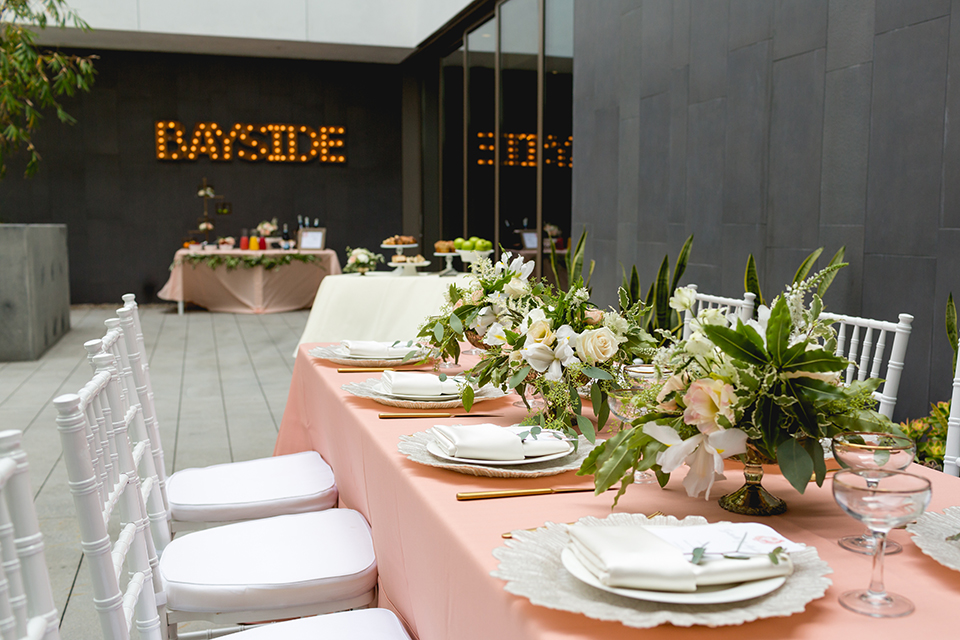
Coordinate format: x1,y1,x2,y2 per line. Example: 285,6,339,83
158,249,341,314
276,344,960,640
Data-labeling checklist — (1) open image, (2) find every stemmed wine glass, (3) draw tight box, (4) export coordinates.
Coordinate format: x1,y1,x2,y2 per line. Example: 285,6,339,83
831,432,917,554
832,469,931,617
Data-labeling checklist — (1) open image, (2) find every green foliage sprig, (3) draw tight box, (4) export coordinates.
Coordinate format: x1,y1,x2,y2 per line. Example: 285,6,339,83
174,253,327,272
0,0,97,177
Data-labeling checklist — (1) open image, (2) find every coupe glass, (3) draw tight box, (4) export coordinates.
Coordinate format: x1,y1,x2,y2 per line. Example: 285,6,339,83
831,432,917,554
832,469,931,617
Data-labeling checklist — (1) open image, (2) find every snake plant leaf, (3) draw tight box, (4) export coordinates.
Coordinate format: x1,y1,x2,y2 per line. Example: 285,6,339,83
630,265,641,302
793,247,824,284
947,293,958,372
765,296,791,367
654,255,671,331
669,235,694,293
701,324,768,366
777,436,814,494
744,254,765,308
817,246,846,298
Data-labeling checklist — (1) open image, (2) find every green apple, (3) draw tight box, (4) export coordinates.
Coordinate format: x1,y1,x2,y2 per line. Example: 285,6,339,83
461,240,476,251
453,237,465,249
469,236,480,244
478,239,492,251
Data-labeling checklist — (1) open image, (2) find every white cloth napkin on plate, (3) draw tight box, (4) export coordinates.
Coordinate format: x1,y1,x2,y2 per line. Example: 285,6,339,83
380,371,459,396
341,340,418,358
505,426,571,457
569,522,797,592
432,424,525,461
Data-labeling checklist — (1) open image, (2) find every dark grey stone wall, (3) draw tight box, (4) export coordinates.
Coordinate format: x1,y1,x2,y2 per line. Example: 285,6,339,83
573,0,960,421
0,50,402,304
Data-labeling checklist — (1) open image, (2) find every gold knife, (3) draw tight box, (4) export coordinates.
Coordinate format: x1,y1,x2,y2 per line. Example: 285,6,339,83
379,413,499,419
457,487,602,501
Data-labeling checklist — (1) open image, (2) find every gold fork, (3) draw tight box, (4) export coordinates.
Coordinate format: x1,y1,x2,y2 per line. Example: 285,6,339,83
501,511,665,539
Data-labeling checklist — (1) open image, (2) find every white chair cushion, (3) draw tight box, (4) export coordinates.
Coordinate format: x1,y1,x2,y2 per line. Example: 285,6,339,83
233,609,410,639
167,451,338,523
160,509,377,613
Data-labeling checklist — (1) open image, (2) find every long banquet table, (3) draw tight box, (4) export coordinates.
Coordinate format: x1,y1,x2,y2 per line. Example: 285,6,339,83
276,344,960,640
158,248,341,314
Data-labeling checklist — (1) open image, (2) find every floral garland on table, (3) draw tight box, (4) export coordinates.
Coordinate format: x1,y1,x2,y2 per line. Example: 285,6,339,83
173,253,327,272
343,247,385,273
580,267,901,504
419,252,655,442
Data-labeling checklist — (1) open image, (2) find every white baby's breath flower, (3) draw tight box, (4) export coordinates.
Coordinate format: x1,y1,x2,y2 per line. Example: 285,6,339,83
602,312,629,337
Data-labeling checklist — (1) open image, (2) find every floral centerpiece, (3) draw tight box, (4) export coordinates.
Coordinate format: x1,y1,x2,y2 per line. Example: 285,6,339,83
198,221,213,232
419,251,655,441
580,268,900,513
255,218,279,237
343,246,384,274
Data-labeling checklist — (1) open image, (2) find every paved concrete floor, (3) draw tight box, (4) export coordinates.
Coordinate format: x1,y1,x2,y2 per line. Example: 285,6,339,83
0,304,308,639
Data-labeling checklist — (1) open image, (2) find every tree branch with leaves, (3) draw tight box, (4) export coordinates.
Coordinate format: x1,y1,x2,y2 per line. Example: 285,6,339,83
0,0,97,178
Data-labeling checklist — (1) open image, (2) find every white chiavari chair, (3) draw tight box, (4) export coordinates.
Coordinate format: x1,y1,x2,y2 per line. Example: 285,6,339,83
109,304,339,532
0,431,59,640
942,340,960,476
681,285,757,339
819,312,913,419
56,355,381,640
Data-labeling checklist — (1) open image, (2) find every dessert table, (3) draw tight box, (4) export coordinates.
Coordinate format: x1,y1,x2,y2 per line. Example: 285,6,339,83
275,344,960,640
295,273,472,351
158,248,340,315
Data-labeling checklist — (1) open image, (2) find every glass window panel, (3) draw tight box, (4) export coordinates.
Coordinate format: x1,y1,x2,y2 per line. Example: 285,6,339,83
499,0,539,263
466,18,496,244
440,46,464,240
544,0,573,279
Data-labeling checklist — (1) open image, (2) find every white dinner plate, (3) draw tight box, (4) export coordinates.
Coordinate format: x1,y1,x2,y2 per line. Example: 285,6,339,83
426,440,574,466
560,548,787,605
331,347,420,361
373,383,460,402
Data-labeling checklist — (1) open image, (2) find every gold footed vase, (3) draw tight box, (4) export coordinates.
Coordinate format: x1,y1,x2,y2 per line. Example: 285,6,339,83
718,447,786,516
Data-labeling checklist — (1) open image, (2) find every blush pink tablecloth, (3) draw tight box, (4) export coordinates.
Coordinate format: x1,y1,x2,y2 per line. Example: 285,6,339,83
276,344,960,640
158,249,341,314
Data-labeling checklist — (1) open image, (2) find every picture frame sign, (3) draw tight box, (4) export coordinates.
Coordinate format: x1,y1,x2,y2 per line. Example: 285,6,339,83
298,228,326,250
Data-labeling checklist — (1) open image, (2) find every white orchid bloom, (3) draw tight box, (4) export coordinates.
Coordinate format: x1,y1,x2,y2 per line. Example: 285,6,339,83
669,286,697,311
521,336,579,382
643,423,748,499
745,305,771,345
471,305,497,335
483,322,509,346
494,251,513,274
517,308,547,334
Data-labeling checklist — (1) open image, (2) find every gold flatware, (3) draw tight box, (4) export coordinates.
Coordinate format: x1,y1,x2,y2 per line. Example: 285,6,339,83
379,413,499,419
501,511,664,538
457,486,605,501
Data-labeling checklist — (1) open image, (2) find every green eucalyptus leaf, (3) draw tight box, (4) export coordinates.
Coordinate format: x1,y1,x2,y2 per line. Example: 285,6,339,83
449,313,463,335
593,429,635,493
508,365,532,390
590,382,602,411
576,413,596,444
597,393,610,430
433,322,445,343
461,385,475,412
582,365,614,380
777,437,814,495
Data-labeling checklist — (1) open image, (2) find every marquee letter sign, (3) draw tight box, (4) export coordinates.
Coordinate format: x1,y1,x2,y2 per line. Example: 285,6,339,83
155,121,346,164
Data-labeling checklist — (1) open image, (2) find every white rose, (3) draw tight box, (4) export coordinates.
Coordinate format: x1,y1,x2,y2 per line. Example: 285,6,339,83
698,308,727,327
576,327,619,364
525,319,555,347
356,253,370,263
503,276,530,298
669,286,697,311
684,331,714,357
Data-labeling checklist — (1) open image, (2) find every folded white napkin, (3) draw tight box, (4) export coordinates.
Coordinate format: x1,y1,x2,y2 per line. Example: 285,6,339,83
432,424,525,461
342,340,418,358
380,371,460,396
569,522,797,592
505,426,572,457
